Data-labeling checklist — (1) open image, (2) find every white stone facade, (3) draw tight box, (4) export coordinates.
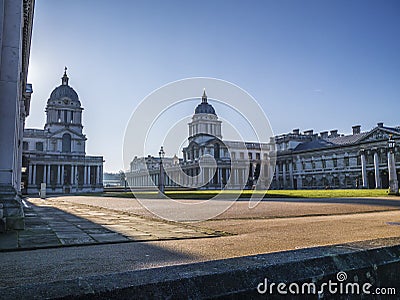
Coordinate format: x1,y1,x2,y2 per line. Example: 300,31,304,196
22,70,103,195
0,0,35,230
126,92,400,191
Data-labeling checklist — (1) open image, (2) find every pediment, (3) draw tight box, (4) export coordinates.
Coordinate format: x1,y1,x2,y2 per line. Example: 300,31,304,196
359,127,400,143
49,127,86,139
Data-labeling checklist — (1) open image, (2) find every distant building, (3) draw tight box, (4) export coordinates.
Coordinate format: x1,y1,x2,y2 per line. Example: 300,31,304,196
126,91,400,190
273,123,400,189
0,0,35,231
126,91,273,190
22,69,104,195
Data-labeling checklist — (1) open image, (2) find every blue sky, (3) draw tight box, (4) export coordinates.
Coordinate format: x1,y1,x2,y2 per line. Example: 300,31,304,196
26,0,400,172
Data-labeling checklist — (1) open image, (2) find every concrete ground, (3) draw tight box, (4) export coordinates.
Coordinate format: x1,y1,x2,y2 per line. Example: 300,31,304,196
1,195,400,289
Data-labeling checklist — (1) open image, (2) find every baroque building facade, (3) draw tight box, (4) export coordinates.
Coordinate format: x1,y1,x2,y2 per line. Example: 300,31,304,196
22,69,104,195
125,91,400,191
126,91,273,190
273,124,400,190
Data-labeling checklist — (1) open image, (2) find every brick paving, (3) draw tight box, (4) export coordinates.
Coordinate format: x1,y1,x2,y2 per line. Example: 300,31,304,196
0,198,222,251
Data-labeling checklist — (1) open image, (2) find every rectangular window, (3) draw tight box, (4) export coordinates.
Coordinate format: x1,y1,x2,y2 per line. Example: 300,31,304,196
333,158,337,168
36,142,44,151
256,153,260,160
240,152,244,159
321,159,326,169
248,153,253,159
64,110,68,123
23,142,29,150
344,157,349,167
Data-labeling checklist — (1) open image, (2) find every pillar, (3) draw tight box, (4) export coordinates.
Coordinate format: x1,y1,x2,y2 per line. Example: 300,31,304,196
83,165,87,185
373,151,381,188
360,151,368,188
47,165,50,185
282,162,287,188
57,165,61,185
289,161,294,189
32,164,37,186
388,150,398,194
275,164,280,189
61,165,64,185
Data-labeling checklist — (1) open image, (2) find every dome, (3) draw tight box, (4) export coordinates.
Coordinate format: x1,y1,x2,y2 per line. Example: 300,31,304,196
48,68,80,103
195,102,216,115
194,89,216,115
49,85,79,102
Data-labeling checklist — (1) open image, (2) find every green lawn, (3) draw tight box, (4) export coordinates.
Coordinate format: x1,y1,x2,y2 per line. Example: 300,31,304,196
100,189,391,199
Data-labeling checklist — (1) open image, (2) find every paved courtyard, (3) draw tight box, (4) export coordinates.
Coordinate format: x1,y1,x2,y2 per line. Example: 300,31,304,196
1,195,400,288
0,197,221,251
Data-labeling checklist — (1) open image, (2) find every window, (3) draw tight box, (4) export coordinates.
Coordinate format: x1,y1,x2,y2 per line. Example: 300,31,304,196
239,152,244,159
62,133,71,153
248,153,253,159
214,143,220,159
231,152,236,159
256,153,260,160
64,110,68,123
344,157,349,167
321,159,326,169
35,142,43,151
70,111,74,123
311,159,316,169
58,110,61,122
333,157,337,168
23,142,28,150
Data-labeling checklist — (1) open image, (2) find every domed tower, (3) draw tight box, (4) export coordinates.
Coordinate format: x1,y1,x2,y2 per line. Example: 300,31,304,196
44,68,86,154
188,90,222,141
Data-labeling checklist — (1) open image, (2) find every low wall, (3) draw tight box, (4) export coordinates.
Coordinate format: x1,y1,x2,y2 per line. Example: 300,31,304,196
2,237,400,299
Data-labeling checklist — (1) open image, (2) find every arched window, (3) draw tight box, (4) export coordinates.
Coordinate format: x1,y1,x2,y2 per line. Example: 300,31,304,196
62,133,71,153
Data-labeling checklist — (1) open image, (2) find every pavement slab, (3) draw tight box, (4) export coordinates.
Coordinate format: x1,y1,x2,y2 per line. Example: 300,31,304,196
0,197,221,251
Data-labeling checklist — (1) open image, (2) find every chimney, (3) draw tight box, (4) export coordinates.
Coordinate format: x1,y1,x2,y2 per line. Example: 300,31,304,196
352,125,361,135
320,131,329,139
330,130,338,137
304,129,314,136
292,128,300,135
377,122,384,128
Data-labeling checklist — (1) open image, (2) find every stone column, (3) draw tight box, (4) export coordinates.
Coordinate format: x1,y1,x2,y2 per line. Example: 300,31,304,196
87,166,91,185
373,150,381,188
42,165,46,185
388,149,398,194
28,164,33,185
289,161,294,189
275,164,280,189
32,164,37,186
282,162,287,188
47,165,50,185
360,150,368,188
61,165,64,185
57,165,61,185
83,165,87,185
0,0,31,230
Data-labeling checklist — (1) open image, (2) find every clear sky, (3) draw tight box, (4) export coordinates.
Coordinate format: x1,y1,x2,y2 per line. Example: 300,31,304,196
26,0,400,172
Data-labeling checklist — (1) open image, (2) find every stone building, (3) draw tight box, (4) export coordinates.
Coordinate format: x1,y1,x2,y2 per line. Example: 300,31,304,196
272,123,400,190
22,69,104,195
125,91,400,191
126,91,274,190
0,0,35,231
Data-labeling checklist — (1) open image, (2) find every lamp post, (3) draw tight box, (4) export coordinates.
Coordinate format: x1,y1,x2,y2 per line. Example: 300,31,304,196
159,146,165,194
387,135,398,194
